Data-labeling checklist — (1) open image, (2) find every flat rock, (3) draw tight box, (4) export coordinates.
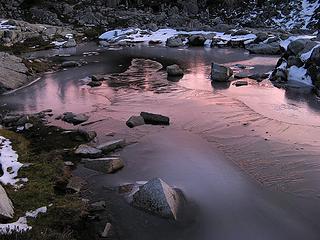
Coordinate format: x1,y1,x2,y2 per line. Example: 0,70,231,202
245,42,280,55
101,222,112,238
87,81,102,87
62,112,89,125
97,139,125,153
140,112,170,125
234,80,248,87
61,61,80,68
126,116,145,128
211,63,233,82
0,185,14,220
82,157,124,173
234,72,250,79
166,37,184,47
75,144,102,156
66,176,87,193
132,178,182,220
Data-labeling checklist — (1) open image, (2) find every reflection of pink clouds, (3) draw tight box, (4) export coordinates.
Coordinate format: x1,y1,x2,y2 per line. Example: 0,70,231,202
24,74,112,114
227,56,278,67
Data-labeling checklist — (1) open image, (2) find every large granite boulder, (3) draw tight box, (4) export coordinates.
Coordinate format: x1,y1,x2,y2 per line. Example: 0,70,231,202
0,185,14,220
166,37,184,47
132,178,182,220
245,42,281,55
82,157,124,173
0,52,30,92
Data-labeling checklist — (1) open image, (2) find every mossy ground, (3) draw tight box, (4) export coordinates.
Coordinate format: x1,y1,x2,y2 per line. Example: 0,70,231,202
0,121,93,240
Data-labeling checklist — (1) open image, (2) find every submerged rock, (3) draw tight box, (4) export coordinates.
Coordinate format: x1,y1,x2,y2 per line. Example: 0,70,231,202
62,112,89,125
0,185,14,220
87,81,102,87
140,112,170,125
132,178,182,220
166,64,184,77
126,116,145,128
234,80,248,87
82,157,124,173
210,63,233,82
61,61,80,68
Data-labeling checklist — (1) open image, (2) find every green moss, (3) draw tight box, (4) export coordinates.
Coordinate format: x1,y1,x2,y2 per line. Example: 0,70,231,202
0,125,90,240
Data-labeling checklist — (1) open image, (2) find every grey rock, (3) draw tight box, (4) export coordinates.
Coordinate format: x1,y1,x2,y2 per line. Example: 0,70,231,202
66,176,86,193
63,38,77,48
24,123,33,130
62,112,89,125
140,112,170,125
188,34,206,46
310,46,320,64
90,201,106,212
82,157,124,173
287,39,317,56
234,72,250,79
75,144,102,156
287,56,304,68
166,37,184,47
245,42,280,55
91,75,106,81
132,178,182,220
166,64,184,77
97,139,125,153
249,73,270,82
61,61,81,68
0,52,30,92
126,116,145,128
101,222,112,238
0,185,14,220
210,63,233,82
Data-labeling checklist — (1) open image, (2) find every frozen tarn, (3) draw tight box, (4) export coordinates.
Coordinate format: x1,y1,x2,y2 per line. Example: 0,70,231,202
280,35,316,50
0,206,47,234
288,65,313,86
99,28,257,46
0,136,27,187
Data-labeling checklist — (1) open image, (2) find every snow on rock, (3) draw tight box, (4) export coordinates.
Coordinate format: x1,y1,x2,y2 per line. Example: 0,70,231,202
0,136,26,188
280,35,316,50
287,66,313,86
99,28,257,47
0,20,15,30
0,206,47,235
300,44,320,62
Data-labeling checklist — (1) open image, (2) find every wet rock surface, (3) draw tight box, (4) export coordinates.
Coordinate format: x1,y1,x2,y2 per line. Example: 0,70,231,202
140,112,170,126
211,63,233,82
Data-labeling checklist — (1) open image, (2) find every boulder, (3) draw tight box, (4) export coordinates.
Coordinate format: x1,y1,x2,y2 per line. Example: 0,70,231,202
0,52,30,92
63,38,77,48
62,112,89,125
61,61,80,68
245,42,280,55
140,112,170,125
75,144,102,156
310,46,320,65
132,178,182,220
166,64,184,77
126,116,145,128
97,139,125,153
0,185,14,220
287,56,304,68
287,39,317,56
82,157,124,173
210,63,233,82
166,37,184,47
188,35,206,46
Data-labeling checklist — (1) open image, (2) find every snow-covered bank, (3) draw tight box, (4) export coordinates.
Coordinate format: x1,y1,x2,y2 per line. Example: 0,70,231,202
0,206,48,234
0,20,15,30
0,136,26,188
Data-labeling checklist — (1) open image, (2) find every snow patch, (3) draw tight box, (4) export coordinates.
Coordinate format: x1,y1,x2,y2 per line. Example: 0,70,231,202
0,206,48,235
280,35,316,50
300,44,320,62
0,136,26,187
0,20,15,30
288,66,313,86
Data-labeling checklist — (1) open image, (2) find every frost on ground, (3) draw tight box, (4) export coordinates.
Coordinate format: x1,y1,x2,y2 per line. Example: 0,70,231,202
0,206,47,235
99,28,257,46
0,136,26,187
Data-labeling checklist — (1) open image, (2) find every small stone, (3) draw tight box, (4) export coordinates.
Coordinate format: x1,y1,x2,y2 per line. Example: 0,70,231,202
87,81,102,87
234,80,248,87
63,38,77,48
101,223,112,238
24,123,33,130
61,61,80,68
90,201,106,212
166,64,184,77
126,116,145,128
66,176,87,193
211,63,233,82
64,161,75,167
